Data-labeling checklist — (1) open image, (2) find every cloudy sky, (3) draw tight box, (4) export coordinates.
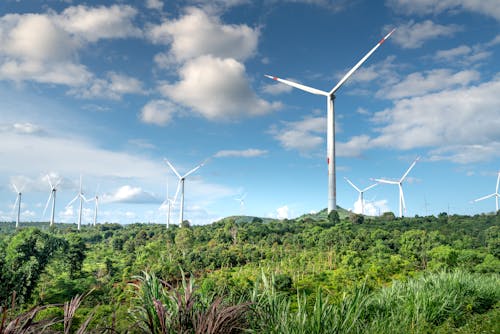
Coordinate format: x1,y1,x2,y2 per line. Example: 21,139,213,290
1,0,499,225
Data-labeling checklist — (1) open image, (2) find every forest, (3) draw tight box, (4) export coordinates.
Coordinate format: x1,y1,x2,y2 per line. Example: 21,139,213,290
0,209,499,333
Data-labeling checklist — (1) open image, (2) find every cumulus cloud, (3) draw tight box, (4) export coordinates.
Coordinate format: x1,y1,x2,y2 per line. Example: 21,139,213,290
146,0,164,10
140,100,178,125
276,205,290,219
160,55,281,119
390,20,461,49
102,185,159,204
0,6,143,97
271,116,326,153
214,148,268,158
378,69,480,99
148,7,258,62
337,77,500,163
352,198,389,216
387,0,500,21
56,5,142,42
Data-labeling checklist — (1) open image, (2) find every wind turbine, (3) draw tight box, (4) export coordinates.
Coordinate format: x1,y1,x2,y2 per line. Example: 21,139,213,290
43,175,61,227
344,177,377,215
235,193,246,215
86,185,99,227
472,171,500,212
159,179,175,228
165,158,207,225
67,175,87,230
373,157,420,218
265,28,396,214
11,183,23,228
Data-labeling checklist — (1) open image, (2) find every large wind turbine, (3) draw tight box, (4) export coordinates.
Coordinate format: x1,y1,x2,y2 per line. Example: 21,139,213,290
235,193,246,215
472,171,500,212
165,159,206,225
373,157,420,218
344,177,377,215
11,183,23,228
67,175,87,230
265,28,396,214
43,175,61,227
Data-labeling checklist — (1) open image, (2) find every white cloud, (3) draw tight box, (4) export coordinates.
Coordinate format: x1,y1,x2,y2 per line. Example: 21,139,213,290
214,148,268,158
0,7,142,96
102,185,159,204
352,199,389,216
146,0,164,10
140,99,178,125
56,5,142,42
148,7,258,62
390,20,461,49
271,116,326,153
160,55,281,119
276,205,290,219
337,77,500,163
378,69,480,99
387,0,500,21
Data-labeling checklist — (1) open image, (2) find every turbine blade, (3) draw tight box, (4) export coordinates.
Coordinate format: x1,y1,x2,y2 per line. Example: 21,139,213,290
11,196,19,216
42,192,52,217
67,195,79,208
264,74,329,96
473,193,496,202
330,28,396,95
373,178,399,185
172,181,181,206
344,177,361,192
46,174,54,189
165,159,182,179
496,171,500,193
54,178,62,189
400,184,406,215
361,183,378,192
12,183,19,194
400,156,420,182
80,194,88,202
183,161,205,179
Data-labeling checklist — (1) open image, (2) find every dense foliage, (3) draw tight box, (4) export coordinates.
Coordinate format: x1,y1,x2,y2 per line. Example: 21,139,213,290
0,210,499,333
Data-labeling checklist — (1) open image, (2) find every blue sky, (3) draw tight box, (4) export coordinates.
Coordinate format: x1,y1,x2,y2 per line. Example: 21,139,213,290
0,0,499,225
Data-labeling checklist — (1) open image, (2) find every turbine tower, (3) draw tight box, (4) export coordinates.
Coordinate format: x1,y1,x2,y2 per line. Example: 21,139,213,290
344,177,377,215
67,175,87,230
165,158,206,225
11,183,22,228
265,28,396,213
472,171,500,212
373,157,420,218
43,175,61,227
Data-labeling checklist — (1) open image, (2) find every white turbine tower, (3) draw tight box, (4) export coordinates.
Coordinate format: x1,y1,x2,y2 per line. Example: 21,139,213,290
165,159,206,225
472,171,500,212
11,183,23,228
344,177,377,215
265,28,396,214
373,157,420,218
43,175,61,227
67,175,87,230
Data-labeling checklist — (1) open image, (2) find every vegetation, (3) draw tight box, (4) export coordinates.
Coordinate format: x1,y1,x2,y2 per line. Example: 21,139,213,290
0,210,499,333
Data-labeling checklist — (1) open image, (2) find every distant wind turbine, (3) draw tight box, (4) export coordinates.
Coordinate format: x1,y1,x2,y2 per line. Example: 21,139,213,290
472,171,500,212
159,179,175,228
86,185,100,227
344,177,377,215
43,174,61,227
235,193,246,215
373,157,420,218
11,183,23,228
265,28,396,214
67,175,87,230
165,158,207,225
